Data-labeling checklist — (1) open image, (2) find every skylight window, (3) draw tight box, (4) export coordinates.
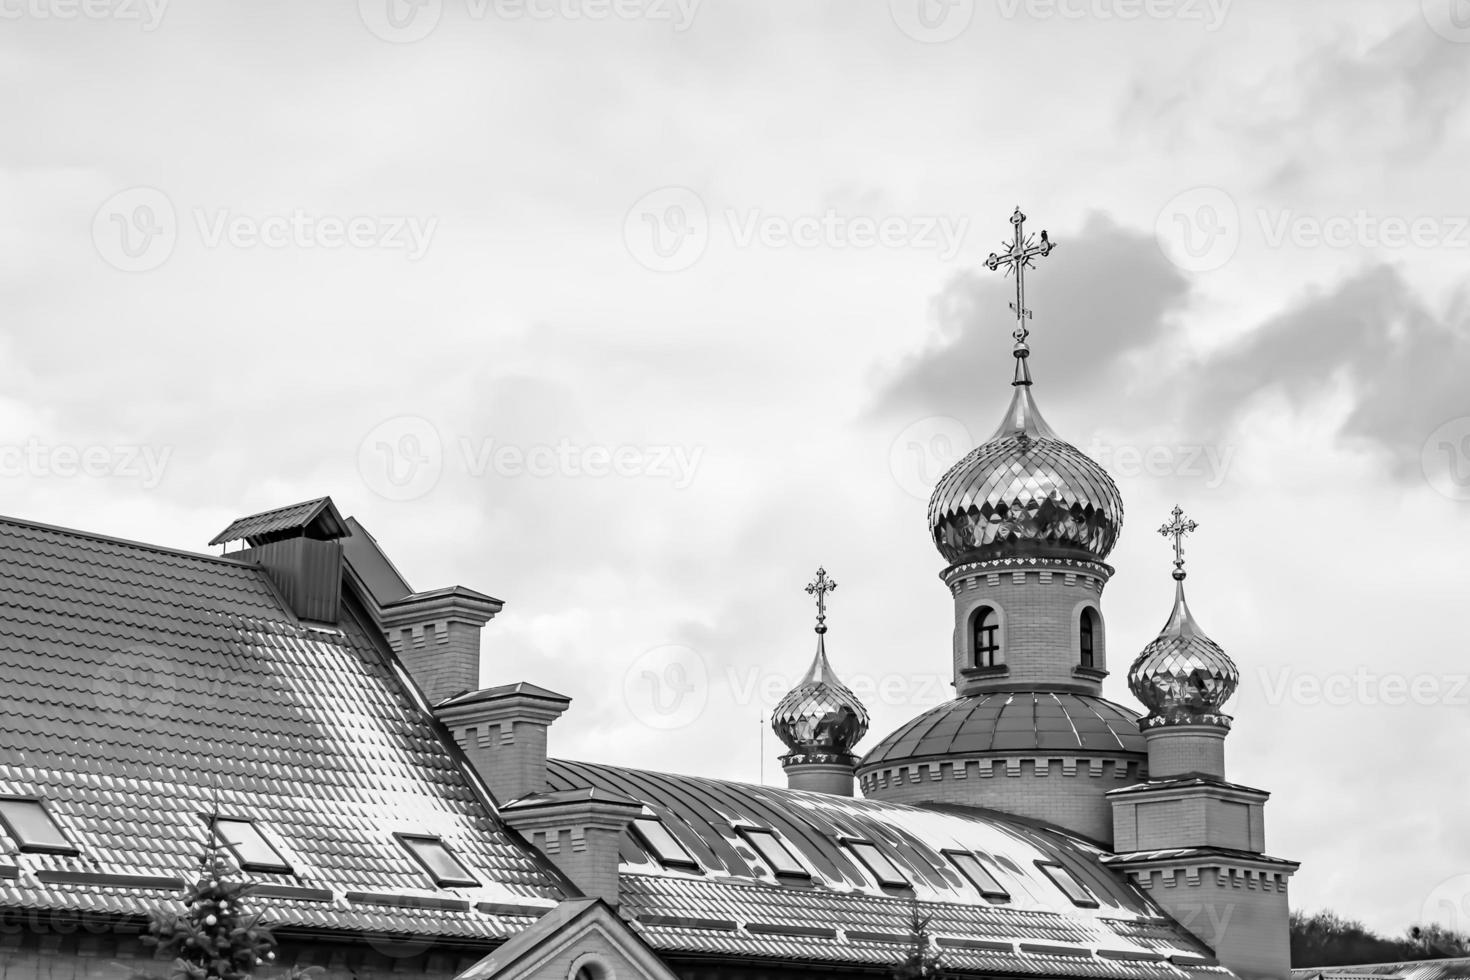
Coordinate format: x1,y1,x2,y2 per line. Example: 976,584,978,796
212,818,291,874
844,840,908,889
945,850,1010,901
632,818,699,870
737,828,808,878
0,798,76,855
1037,861,1099,908
399,835,479,887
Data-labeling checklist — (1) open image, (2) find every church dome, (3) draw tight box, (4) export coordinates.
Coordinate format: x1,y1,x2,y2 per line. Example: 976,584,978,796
772,638,869,762
928,385,1123,566
1128,579,1238,728
859,691,1145,768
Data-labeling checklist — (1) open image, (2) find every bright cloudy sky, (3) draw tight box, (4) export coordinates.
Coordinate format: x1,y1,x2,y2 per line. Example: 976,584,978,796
3,0,1469,941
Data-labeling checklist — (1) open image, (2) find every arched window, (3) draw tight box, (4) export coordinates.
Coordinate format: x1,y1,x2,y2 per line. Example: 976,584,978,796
972,606,1000,668
1079,608,1097,668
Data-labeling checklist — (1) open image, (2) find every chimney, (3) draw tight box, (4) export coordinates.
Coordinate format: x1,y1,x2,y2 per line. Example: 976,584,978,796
210,497,349,623
380,587,503,704
500,790,642,906
434,683,570,804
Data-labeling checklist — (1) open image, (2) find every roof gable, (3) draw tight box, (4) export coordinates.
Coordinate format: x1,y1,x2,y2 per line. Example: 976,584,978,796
0,514,566,939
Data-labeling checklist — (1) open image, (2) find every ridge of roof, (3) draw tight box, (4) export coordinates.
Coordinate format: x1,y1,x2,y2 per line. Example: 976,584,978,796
0,512,259,568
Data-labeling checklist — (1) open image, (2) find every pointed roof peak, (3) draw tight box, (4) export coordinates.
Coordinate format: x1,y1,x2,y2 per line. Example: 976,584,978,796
987,381,1060,443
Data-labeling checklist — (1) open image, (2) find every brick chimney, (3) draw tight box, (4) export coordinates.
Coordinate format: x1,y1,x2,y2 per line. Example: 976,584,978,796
500,790,643,906
380,587,503,704
434,683,571,804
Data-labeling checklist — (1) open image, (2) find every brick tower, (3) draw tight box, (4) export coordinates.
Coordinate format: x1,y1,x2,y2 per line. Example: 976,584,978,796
858,208,1146,844
1105,507,1297,980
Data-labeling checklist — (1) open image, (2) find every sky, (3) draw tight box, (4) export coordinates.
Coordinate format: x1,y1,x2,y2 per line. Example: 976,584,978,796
3,0,1469,941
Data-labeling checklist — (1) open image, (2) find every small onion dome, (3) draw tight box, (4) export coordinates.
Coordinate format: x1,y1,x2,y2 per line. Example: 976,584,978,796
772,636,869,763
1128,578,1239,729
928,384,1124,566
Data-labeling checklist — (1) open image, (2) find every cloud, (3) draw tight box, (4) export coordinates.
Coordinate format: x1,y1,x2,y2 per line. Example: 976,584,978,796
1184,264,1470,479
871,212,1193,425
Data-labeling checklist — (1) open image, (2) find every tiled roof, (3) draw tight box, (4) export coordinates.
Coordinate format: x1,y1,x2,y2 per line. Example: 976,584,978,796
547,759,1230,977
861,692,1147,768
0,514,567,939
208,497,347,546
1292,961,1470,980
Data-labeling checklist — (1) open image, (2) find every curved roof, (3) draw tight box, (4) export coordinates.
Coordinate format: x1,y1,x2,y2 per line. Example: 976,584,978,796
861,692,1146,769
546,759,1225,977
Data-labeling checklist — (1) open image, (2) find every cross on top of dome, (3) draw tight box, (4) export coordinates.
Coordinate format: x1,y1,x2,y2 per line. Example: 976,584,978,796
805,567,836,635
983,206,1056,386
1159,505,1199,581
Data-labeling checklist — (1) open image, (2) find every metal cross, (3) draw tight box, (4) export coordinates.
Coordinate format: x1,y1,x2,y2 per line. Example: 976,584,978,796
804,567,837,634
984,207,1055,384
1158,506,1199,578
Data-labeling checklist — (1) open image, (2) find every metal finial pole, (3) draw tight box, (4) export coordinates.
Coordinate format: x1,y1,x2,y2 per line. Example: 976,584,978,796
984,206,1056,386
804,567,837,635
1158,505,1199,581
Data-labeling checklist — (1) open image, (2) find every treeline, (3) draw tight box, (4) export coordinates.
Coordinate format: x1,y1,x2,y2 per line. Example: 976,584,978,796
1292,910,1469,966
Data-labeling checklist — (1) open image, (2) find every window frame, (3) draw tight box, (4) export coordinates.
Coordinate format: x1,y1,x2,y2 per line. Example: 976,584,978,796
1036,860,1099,908
944,849,1010,901
0,797,78,856
209,816,293,874
631,817,700,871
1079,608,1096,669
736,827,809,879
396,833,480,888
971,606,1002,668
842,839,909,889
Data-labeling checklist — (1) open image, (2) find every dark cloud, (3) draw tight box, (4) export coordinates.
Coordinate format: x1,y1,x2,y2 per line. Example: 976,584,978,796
1185,265,1470,479
872,212,1193,423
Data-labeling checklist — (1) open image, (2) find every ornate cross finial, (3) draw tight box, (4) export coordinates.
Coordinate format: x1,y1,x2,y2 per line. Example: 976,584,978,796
1158,505,1199,580
984,206,1056,386
804,567,837,634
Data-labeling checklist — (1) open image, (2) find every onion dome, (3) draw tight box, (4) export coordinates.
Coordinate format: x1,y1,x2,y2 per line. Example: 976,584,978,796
1127,507,1238,729
928,384,1124,565
772,568,869,763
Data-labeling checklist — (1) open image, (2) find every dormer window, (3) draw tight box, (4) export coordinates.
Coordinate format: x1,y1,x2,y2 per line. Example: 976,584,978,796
737,828,808,879
844,839,908,889
945,850,1009,901
1037,861,1099,908
1079,608,1097,668
632,817,699,871
212,817,291,874
972,606,1001,668
398,834,479,887
0,798,77,855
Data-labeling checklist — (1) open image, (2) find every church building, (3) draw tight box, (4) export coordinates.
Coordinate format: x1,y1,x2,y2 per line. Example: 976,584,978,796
0,209,1296,979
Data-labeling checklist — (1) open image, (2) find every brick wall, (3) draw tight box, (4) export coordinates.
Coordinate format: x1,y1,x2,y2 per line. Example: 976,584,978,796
861,755,1144,846
389,619,481,704
946,563,1111,695
1128,866,1293,980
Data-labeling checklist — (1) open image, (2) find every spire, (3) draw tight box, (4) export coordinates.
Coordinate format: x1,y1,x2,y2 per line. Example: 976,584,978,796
1127,507,1238,729
983,206,1056,387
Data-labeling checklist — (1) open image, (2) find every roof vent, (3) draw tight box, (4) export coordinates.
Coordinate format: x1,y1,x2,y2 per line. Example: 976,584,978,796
211,497,347,622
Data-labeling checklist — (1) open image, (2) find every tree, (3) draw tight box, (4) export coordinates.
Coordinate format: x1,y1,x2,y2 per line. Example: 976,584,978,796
894,899,945,980
1408,923,1470,957
135,844,318,980
1290,909,1419,966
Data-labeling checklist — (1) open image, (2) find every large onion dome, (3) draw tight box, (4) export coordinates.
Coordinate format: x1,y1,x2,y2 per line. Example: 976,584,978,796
928,384,1123,565
772,636,869,762
1128,510,1238,729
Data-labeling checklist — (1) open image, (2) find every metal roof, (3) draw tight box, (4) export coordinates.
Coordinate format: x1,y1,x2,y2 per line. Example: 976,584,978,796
861,691,1147,768
208,496,348,546
0,514,566,939
1292,961,1470,980
547,759,1230,976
